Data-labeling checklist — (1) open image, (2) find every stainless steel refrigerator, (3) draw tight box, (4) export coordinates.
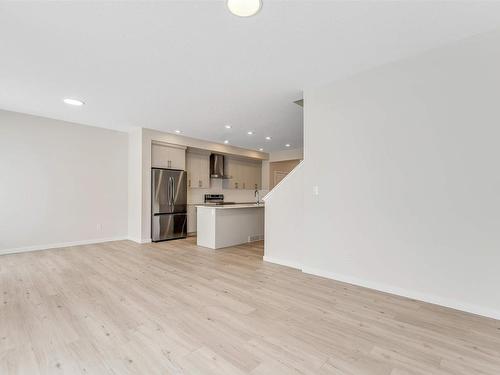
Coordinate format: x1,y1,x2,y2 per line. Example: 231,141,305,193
151,168,187,242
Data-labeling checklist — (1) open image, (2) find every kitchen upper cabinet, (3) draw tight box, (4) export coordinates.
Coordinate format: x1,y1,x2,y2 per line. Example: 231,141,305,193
246,159,262,190
224,157,241,189
224,157,262,190
186,150,210,189
249,160,262,190
151,142,186,170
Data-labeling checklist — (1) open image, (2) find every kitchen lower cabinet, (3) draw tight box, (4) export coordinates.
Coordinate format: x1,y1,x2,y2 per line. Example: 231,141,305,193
187,204,197,234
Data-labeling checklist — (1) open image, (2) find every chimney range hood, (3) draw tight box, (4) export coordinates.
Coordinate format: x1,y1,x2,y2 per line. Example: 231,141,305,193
210,154,232,179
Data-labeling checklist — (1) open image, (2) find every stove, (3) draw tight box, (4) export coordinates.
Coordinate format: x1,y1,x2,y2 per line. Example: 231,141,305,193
203,194,236,206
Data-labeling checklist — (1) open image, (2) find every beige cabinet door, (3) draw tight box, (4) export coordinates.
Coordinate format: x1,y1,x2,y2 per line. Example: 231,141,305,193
239,160,248,190
187,151,210,189
224,157,262,190
251,161,262,190
152,142,186,170
224,157,239,189
169,147,186,170
186,153,194,188
188,152,201,188
199,153,210,188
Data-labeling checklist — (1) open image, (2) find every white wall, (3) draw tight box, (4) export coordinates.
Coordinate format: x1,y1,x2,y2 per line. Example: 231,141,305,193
299,30,500,319
127,127,142,242
0,110,128,253
263,162,304,269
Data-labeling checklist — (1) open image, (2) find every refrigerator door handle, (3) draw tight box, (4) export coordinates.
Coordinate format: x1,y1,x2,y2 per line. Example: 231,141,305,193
170,176,175,206
167,176,172,206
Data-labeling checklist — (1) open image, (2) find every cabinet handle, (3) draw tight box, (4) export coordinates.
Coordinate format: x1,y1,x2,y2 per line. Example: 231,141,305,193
198,180,202,187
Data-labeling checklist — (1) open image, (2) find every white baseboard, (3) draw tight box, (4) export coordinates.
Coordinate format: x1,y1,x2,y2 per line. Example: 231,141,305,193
263,256,301,270
0,236,128,256
263,256,500,320
301,266,500,321
127,237,152,244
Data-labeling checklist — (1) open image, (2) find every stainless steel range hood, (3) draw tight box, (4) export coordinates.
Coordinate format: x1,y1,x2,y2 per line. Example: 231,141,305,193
210,154,232,179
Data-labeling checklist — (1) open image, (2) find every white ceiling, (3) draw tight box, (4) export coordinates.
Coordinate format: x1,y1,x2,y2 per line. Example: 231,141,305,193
2,1,500,152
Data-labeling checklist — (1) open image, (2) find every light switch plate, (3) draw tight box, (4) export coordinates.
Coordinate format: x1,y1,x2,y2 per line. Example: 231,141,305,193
313,185,319,196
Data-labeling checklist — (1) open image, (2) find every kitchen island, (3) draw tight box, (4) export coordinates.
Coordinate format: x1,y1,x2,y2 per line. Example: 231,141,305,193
196,204,264,249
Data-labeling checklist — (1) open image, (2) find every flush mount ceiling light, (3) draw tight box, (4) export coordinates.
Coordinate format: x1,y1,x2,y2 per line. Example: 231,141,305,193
174,130,182,134
285,143,291,147
224,140,229,144
227,0,262,17
63,98,84,106
224,125,232,129
259,148,264,151
265,136,272,140
247,131,254,135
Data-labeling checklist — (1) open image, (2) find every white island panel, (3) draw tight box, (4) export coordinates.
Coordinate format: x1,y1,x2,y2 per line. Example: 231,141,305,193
196,205,264,249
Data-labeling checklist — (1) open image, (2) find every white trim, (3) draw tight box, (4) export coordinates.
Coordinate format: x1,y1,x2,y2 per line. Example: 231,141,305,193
151,140,187,150
127,237,143,244
128,237,151,244
263,256,302,270
301,266,500,321
0,237,128,256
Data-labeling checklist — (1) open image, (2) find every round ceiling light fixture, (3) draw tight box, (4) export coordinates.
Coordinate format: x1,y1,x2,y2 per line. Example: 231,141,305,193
63,98,84,106
227,0,262,17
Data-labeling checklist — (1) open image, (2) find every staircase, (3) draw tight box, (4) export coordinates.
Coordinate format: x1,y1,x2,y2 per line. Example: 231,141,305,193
262,161,304,269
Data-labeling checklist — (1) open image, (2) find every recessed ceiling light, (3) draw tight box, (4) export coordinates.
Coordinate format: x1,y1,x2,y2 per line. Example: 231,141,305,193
285,143,291,147
247,131,254,135
265,136,272,140
224,140,229,144
63,98,84,106
227,0,262,17
225,125,232,129
174,130,182,134
259,148,264,151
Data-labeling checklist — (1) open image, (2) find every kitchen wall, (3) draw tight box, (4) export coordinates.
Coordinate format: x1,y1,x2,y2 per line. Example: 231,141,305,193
0,110,128,254
187,179,264,204
299,29,500,319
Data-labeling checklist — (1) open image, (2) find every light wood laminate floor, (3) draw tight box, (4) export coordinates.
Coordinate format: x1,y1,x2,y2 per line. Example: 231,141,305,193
1,238,499,374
